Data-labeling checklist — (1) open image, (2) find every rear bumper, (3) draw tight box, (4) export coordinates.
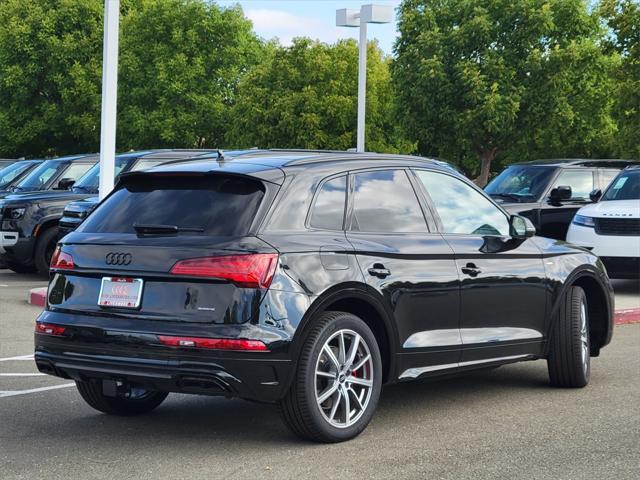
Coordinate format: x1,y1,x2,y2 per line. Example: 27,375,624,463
34,310,295,402
35,347,291,402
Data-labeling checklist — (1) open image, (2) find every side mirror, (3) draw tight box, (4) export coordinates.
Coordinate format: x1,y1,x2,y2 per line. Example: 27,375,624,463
56,178,75,190
549,185,572,202
510,215,536,239
589,189,602,203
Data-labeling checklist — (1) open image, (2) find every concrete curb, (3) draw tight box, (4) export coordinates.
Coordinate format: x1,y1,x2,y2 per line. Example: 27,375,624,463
615,308,640,325
27,285,640,325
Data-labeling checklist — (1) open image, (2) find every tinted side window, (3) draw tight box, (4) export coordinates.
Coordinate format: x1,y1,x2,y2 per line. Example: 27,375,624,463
551,170,594,199
417,170,510,236
350,170,427,233
309,176,346,230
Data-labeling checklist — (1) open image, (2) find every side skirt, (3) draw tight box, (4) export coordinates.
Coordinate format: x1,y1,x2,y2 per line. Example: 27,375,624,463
398,354,536,380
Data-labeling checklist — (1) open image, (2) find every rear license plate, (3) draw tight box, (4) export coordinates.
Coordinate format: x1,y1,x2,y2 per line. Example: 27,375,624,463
98,277,143,309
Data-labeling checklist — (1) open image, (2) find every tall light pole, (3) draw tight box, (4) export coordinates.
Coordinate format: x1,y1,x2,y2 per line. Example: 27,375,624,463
336,4,393,153
98,0,120,200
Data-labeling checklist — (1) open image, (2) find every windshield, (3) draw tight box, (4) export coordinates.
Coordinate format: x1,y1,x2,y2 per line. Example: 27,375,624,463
13,160,64,191
602,169,640,201
79,174,265,236
72,157,131,193
0,162,34,188
485,165,557,202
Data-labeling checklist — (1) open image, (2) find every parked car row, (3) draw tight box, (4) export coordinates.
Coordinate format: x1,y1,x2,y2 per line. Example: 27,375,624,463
0,149,230,274
0,153,638,278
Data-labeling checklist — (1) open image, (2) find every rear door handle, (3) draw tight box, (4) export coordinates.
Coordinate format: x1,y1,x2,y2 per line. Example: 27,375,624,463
368,264,391,278
461,263,481,277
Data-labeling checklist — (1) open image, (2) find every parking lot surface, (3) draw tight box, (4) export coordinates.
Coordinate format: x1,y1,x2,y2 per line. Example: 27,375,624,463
1,270,638,480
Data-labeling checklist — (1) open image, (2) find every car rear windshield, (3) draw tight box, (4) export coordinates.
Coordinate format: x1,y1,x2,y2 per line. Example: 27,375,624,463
78,174,265,236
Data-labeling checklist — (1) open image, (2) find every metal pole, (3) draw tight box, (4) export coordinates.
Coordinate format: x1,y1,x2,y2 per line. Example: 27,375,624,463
357,21,367,153
98,0,120,200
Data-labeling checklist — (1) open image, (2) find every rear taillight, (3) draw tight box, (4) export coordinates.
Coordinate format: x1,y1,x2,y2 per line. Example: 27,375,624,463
157,335,268,351
170,253,278,288
35,323,66,336
50,247,74,270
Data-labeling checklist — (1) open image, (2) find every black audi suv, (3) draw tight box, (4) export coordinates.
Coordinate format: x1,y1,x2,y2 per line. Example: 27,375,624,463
35,151,614,442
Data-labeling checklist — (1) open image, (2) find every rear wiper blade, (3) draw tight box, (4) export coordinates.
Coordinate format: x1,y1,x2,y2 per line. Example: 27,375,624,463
133,223,205,235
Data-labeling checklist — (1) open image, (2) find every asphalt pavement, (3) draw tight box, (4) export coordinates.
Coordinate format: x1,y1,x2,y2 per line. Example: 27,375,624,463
1,270,638,480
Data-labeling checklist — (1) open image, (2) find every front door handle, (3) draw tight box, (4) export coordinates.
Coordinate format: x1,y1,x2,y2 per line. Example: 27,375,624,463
461,263,481,277
368,263,391,278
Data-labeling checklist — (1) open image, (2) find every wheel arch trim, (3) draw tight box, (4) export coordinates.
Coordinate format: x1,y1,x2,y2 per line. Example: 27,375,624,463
288,282,399,385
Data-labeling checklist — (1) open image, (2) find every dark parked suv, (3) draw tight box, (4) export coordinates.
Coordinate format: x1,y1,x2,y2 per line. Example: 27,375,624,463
36,152,614,442
485,159,636,239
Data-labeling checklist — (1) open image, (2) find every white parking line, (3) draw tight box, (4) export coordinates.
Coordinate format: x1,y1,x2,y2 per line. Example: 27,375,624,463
0,354,34,362
0,373,46,377
0,383,75,398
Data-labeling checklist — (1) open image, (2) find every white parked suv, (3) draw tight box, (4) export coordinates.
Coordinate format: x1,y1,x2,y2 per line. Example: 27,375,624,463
567,165,640,278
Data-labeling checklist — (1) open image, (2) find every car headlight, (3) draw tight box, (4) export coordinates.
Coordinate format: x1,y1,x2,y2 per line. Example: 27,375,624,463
572,214,595,228
7,207,26,219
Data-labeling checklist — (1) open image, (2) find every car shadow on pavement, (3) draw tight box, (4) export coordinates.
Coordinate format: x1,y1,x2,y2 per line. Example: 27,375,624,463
26,361,553,447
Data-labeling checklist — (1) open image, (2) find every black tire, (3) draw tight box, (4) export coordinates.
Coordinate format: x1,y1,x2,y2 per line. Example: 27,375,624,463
4,261,37,274
34,226,59,276
547,286,590,388
76,380,168,416
279,311,383,443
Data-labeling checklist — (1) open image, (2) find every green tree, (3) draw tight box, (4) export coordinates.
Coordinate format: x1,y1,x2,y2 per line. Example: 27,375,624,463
0,0,104,157
599,0,640,159
117,0,261,150
393,0,618,185
227,38,413,153
0,0,262,158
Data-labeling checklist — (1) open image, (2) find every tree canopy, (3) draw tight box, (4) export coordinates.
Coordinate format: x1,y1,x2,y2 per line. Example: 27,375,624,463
600,0,640,159
393,0,619,185
227,38,412,153
0,0,636,175
0,0,261,157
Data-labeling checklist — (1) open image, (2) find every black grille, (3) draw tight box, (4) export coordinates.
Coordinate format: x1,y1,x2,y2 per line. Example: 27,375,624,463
595,218,640,236
600,257,640,279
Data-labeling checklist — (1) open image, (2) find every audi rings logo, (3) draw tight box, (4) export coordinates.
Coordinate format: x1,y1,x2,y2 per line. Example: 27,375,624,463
105,252,132,266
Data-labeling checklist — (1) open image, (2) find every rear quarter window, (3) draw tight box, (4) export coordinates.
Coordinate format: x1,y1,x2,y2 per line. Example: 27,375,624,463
78,174,265,236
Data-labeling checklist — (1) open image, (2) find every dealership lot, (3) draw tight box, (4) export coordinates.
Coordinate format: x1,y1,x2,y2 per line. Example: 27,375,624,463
1,270,638,480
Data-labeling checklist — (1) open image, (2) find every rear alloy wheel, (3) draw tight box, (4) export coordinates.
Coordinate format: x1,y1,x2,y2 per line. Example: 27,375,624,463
280,311,382,443
76,380,168,416
547,286,590,388
34,226,59,276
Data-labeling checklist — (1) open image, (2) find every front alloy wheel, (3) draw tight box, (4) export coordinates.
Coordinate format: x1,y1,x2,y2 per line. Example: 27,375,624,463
280,311,382,442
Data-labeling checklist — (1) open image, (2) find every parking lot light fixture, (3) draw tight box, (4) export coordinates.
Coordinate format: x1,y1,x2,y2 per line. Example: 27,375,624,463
336,4,393,153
